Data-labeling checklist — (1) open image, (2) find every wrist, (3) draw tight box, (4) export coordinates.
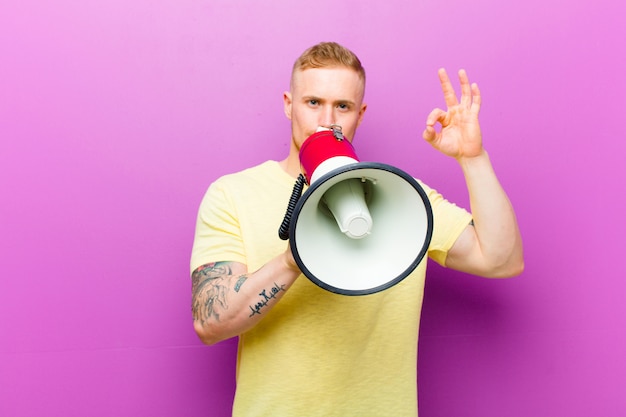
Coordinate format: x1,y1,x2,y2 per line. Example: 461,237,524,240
457,149,489,169
281,249,301,274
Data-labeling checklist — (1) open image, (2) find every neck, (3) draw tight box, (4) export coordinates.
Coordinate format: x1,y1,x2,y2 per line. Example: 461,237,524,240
278,154,301,178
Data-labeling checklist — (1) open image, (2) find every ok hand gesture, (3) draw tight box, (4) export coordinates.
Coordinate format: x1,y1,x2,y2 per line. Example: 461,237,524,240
422,69,483,160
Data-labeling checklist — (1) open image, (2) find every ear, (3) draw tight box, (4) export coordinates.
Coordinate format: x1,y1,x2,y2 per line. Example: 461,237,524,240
356,102,367,127
283,91,293,120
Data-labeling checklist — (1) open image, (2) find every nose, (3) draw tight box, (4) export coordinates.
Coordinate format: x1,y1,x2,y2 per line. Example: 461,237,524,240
319,106,335,129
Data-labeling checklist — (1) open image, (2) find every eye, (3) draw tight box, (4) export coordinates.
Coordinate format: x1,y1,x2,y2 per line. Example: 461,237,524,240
337,103,350,111
308,99,319,106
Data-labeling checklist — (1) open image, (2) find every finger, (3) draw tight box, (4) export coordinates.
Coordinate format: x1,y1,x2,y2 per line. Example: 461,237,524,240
422,125,440,143
425,107,447,128
438,68,458,108
459,69,472,107
471,82,481,115
423,108,447,142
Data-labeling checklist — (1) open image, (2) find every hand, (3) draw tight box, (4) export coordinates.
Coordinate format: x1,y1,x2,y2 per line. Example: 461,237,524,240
283,243,301,273
422,69,483,160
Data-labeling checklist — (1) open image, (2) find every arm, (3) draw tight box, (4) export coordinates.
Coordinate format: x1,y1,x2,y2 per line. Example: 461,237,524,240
422,69,524,278
192,249,301,345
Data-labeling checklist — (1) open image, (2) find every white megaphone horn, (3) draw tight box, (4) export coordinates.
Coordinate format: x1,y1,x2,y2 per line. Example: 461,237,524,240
278,125,433,296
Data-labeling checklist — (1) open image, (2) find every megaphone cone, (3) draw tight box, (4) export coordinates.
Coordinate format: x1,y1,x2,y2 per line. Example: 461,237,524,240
279,127,433,296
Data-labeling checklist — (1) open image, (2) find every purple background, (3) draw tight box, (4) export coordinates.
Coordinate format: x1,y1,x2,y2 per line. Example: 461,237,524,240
1,0,625,416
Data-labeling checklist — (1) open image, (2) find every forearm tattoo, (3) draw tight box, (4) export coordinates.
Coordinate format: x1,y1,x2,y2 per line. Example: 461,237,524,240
234,276,248,292
191,263,287,325
191,262,247,324
248,282,286,317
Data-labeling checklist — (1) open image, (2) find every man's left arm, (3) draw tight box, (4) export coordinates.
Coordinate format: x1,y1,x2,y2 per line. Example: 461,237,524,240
445,150,524,277
423,68,524,278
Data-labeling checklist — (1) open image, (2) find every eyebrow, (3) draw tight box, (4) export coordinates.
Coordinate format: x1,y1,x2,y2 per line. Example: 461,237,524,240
302,95,356,106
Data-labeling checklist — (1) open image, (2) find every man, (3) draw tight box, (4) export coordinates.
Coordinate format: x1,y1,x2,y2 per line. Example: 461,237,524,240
190,42,523,416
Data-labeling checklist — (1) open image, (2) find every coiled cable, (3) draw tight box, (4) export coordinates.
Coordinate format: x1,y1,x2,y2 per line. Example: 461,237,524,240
278,174,306,240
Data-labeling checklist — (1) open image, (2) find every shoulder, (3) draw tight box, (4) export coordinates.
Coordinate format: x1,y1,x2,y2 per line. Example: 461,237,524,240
202,160,295,210
213,161,290,189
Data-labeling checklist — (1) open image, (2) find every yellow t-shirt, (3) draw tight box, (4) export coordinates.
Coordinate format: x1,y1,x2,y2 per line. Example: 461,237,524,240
191,160,472,417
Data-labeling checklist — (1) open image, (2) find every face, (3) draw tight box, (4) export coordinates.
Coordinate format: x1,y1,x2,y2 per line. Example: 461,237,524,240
283,66,367,153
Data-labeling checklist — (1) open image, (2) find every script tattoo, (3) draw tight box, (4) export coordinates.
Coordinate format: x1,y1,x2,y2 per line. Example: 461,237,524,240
191,262,232,324
248,282,286,317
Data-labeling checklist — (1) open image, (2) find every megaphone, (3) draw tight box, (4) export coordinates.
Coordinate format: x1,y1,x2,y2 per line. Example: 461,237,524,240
279,126,433,296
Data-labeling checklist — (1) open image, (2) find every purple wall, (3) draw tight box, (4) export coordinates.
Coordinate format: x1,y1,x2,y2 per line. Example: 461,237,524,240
1,0,624,416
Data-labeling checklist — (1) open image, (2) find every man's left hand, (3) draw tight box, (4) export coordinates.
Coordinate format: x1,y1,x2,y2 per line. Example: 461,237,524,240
423,68,483,160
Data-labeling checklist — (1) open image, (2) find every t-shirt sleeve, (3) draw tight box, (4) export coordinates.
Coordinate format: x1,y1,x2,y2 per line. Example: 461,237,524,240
189,179,247,274
419,181,473,267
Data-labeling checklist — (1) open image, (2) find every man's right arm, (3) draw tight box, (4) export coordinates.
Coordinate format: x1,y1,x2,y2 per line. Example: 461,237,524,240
191,250,301,345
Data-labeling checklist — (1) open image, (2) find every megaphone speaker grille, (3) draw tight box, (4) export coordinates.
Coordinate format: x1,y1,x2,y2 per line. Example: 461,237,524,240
290,162,433,296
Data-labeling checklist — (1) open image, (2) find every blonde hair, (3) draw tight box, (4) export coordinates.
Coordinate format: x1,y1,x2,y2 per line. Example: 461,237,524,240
291,42,366,86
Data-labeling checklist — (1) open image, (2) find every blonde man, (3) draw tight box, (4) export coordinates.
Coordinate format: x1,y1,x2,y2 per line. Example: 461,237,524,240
191,42,523,416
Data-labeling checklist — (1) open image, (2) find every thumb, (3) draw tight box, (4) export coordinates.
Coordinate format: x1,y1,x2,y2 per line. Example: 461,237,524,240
422,125,438,143
423,107,446,142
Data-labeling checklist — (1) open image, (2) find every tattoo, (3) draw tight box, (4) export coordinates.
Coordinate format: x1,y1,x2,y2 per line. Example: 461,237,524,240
248,282,286,317
234,275,248,292
191,262,232,324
